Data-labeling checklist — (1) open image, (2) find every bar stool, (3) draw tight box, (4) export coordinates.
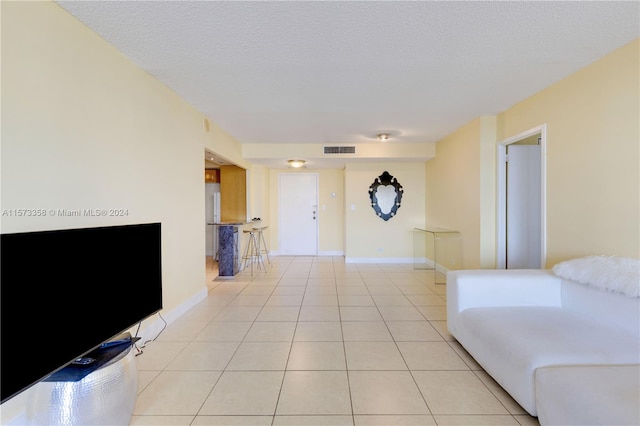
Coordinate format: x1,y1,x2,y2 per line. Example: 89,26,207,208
241,229,265,275
252,225,271,266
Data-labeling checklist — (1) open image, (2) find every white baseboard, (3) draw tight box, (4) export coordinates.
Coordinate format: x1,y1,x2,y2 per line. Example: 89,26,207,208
134,287,208,344
318,251,344,256
269,251,344,257
412,257,432,267
345,257,414,264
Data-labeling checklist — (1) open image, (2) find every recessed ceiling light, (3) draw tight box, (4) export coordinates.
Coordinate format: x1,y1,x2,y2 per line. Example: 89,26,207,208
377,133,390,141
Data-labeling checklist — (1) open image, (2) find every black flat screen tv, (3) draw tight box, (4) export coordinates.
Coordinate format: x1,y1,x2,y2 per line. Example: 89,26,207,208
0,222,163,403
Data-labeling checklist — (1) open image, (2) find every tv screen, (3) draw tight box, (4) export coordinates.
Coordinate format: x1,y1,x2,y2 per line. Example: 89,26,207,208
0,222,163,403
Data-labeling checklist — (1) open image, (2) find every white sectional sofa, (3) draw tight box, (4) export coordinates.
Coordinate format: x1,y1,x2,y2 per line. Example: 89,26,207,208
535,364,640,425
446,256,640,425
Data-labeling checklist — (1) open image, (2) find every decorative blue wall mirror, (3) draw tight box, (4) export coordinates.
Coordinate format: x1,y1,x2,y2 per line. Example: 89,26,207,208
368,171,403,221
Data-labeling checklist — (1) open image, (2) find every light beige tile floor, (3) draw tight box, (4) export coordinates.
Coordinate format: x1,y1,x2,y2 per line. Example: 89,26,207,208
130,256,539,426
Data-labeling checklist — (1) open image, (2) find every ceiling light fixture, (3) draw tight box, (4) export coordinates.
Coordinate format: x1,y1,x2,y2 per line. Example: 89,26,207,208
288,159,306,168
377,133,390,141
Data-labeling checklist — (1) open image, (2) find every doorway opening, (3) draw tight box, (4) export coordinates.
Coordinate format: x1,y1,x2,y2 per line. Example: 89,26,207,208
497,125,547,269
204,149,233,282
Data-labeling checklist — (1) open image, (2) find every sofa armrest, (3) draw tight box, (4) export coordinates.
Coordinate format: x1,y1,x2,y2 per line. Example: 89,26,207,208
447,269,562,312
447,269,562,337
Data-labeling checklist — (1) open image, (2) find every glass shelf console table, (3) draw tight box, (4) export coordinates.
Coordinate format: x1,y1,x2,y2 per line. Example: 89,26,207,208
413,227,462,284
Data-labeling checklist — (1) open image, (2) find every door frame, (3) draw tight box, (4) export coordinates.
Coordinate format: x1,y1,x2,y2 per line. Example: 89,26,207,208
496,124,547,269
278,172,319,255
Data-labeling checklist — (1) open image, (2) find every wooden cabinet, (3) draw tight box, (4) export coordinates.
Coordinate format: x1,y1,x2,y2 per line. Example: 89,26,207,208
219,165,247,223
205,169,220,183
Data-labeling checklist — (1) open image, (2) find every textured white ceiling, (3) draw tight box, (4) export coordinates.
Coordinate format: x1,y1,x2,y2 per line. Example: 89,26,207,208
56,1,638,167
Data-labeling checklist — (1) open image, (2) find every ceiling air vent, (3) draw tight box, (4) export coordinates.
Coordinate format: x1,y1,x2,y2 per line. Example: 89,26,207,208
324,146,356,154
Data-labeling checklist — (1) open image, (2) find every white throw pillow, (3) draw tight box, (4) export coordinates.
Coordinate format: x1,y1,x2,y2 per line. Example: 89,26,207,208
552,256,640,298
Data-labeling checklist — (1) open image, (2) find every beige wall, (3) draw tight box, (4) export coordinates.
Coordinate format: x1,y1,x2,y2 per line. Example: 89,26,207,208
497,39,639,265
247,154,428,264
2,1,237,416
319,168,346,253
242,142,436,166
426,120,484,269
345,162,425,261
426,39,640,268
248,165,269,221
1,0,235,361
266,162,425,261
478,116,498,268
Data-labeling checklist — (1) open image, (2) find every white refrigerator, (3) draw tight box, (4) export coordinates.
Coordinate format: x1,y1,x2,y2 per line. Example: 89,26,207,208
205,183,221,257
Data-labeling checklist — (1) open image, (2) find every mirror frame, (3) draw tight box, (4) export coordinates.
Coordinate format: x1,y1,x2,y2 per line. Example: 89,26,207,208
368,171,404,221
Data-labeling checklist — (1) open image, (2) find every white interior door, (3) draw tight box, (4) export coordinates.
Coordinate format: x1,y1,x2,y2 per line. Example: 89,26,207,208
506,144,542,269
279,173,318,255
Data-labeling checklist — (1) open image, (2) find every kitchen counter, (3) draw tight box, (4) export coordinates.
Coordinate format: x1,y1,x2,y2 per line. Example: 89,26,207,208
207,222,249,277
